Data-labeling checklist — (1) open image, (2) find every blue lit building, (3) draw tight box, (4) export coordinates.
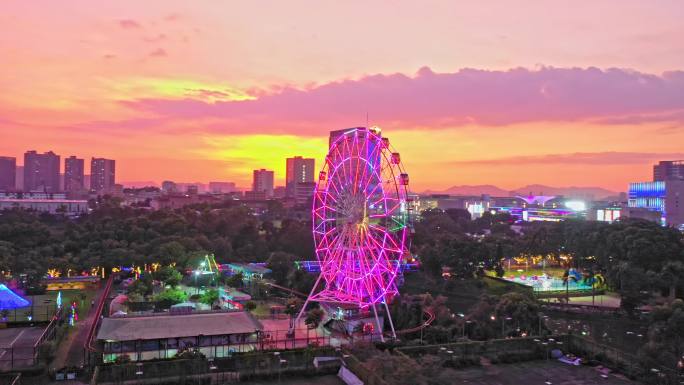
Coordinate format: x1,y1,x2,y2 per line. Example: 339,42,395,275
628,180,684,228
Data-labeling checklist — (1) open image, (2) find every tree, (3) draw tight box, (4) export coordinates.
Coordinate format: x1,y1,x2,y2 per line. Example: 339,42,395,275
127,278,152,297
641,299,684,370
305,308,325,328
658,262,684,301
267,252,295,286
284,297,303,329
158,241,187,266
200,289,219,306
155,266,182,288
155,288,188,309
494,262,505,278
225,272,244,288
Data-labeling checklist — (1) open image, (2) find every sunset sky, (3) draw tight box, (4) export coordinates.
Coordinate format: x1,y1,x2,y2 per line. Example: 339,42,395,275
2,1,684,192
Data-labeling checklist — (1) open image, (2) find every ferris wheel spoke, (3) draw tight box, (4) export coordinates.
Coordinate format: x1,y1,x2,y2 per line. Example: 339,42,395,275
367,225,402,253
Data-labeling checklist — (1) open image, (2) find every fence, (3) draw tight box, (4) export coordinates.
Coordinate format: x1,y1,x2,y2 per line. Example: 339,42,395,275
566,334,683,385
397,334,566,364
94,347,338,384
0,309,62,371
0,373,20,385
0,305,57,324
396,334,683,385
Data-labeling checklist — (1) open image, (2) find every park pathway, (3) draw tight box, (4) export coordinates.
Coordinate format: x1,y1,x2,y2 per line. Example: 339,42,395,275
50,282,107,370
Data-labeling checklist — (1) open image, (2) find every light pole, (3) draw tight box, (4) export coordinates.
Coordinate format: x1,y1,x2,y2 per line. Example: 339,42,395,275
194,271,200,294
499,316,512,338
538,313,548,336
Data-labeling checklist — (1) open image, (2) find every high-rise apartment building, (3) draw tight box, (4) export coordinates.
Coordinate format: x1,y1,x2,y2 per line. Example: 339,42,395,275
252,169,274,198
23,150,60,192
286,156,314,197
654,160,684,181
90,158,116,193
0,157,16,191
64,156,85,193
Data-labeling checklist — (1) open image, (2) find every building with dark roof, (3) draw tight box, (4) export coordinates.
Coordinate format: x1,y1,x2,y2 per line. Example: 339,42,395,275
97,311,263,362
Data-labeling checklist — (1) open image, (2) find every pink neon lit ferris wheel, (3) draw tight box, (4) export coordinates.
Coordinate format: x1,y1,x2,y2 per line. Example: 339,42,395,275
309,127,410,309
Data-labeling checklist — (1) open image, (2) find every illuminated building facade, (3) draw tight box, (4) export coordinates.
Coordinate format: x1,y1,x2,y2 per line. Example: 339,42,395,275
489,195,587,222
628,180,684,228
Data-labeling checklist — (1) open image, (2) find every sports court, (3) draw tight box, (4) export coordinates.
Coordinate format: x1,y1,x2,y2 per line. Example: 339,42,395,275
0,326,46,370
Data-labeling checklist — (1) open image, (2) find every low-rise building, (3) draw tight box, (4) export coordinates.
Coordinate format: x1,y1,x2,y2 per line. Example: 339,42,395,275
0,198,88,214
97,311,263,362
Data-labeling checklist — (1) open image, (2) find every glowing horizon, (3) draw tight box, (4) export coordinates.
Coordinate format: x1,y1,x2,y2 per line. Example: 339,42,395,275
2,1,683,192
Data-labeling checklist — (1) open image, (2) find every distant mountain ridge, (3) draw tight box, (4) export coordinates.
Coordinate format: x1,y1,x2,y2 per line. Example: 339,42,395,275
423,184,621,200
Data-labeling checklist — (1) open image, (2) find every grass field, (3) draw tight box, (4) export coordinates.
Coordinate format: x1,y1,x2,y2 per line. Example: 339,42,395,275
1,289,96,323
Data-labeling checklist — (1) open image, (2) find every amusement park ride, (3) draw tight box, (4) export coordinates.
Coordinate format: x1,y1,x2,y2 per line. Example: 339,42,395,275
294,127,412,341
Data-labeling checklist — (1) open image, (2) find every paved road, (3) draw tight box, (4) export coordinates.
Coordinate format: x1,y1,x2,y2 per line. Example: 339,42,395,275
51,283,107,370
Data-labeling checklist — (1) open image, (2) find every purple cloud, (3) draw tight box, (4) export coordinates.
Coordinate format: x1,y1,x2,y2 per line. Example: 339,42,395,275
80,66,684,135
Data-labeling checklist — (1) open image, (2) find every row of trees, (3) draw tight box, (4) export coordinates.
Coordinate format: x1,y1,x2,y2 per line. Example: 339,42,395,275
0,200,314,279
415,209,684,313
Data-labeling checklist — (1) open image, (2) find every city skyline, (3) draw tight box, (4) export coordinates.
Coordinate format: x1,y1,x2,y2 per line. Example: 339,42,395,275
2,1,684,191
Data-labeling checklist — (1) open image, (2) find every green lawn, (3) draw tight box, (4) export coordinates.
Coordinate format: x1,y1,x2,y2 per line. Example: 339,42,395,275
2,289,96,323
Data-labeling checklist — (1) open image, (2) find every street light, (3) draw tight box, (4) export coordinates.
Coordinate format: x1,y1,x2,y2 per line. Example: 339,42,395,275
501,316,512,338
538,313,549,336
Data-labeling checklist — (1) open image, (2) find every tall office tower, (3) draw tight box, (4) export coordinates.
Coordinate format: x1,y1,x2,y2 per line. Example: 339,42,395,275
23,150,60,192
252,169,274,198
654,160,684,181
90,158,116,193
64,156,85,192
286,156,315,197
0,157,16,191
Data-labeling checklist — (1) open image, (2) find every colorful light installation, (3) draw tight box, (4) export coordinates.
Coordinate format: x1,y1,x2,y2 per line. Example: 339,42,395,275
300,127,411,339
0,284,30,310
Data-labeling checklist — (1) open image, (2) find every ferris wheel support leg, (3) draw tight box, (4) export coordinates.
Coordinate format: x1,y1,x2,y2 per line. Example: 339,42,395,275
291,273,324,335
371,303,385,343
383,301,397,340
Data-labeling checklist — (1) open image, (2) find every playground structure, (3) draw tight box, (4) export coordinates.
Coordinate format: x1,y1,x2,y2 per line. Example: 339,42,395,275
295,127,412,341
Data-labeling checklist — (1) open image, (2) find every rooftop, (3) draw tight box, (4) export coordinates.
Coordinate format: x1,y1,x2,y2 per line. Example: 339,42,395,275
0,199,88,203
225,263,272,275
97,311,262,341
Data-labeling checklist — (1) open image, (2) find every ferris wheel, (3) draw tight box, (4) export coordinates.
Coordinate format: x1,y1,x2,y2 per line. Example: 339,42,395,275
297,126,410,339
